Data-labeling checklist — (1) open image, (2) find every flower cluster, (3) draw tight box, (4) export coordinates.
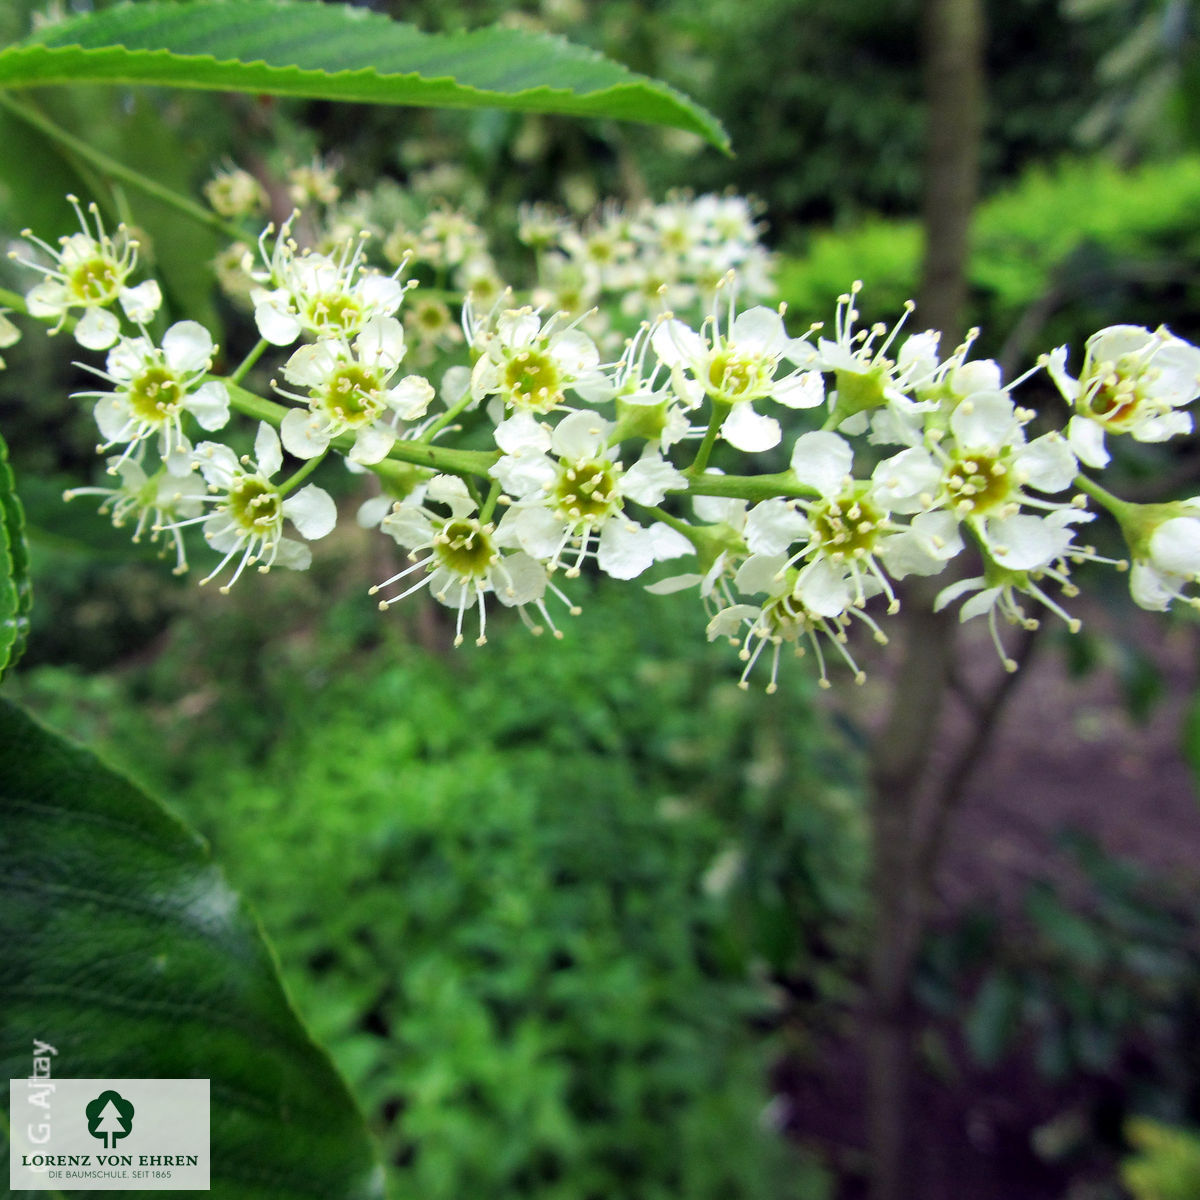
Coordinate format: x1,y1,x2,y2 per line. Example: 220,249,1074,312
12,171,1200,694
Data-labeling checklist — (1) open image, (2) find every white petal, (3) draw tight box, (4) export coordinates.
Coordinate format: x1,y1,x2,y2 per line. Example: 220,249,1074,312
949,390,1019,451
796,559,851,617
493,551,546,606
730,306,785,355
1013,433,1076,494
651,318,705,368
118,280,163,324
619,453,687,505
744,499,807,555
548,328,600,376
349,426,395,465
551,409,612,460
93,395,131,442
960,587,1003,622
986,513,1064,570
648,522,694,560
735,553,788,595
1130,561,1174,611
159,321,213,375
187,381,230,432
75,307,120,351
790,431,853,496
773,370,825,409
255,421,283,477
597,518,656,579
24,280,69,319
1149,516,1200,577
1067,415,1109,469
254,294,302,346
280,409,329,459
283,484,337,539
356,494,394,529
646,573,703,595
721,403,780,453
707,604,758,641
495,411,552,456
385,375,435,421
272,537,312,571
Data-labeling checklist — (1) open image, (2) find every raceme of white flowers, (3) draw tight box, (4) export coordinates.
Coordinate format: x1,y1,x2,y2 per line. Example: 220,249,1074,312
10,171,1200,692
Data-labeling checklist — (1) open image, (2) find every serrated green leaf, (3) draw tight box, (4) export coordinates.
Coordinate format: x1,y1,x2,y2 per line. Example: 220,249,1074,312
0,0,729,152
0,428,28,679
0,699,384,1200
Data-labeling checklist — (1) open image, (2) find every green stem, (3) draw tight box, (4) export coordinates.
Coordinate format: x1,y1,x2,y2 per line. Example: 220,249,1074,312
685,403,727,477
420,388,476,443
229,339,269,386
0,288,28,314
675,469,817,504
1074,473,1135,522
479,478,502,524
0,93,245,243
278,451,327,497
218,378,500,479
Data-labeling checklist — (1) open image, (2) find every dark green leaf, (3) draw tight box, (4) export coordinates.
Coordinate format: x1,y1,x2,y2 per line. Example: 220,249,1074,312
964,970,1023,1068
0,428,29,679
0,0,729,151
0,699,384,1200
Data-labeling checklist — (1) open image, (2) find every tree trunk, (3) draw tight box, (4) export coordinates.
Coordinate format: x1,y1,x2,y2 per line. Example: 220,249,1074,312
864,3,984,1200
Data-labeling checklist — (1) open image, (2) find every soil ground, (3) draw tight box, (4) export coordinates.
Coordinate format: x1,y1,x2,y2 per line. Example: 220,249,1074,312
786,608,1200,1199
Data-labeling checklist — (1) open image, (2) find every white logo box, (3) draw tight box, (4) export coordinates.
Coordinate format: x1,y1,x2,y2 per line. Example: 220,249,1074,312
9,1078,210,1191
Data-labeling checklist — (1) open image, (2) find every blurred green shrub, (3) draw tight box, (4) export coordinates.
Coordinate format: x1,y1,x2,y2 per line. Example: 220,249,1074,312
777,154,1200,345
1121,1119,1200,1200
919,832,1200,1129
11,574,862,1200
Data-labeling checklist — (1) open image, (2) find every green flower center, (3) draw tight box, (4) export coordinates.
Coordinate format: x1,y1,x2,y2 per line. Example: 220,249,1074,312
943,452,1013,515
433,518,495,578
707,347,769,403
811,493,883,558
128,366,183,423
321,364,383,424
1081,357,1156,429
70,257,121,304
762,582,812,641
504,349,563,412
304,293,363,337
833,365,889,416
227,477,281,534
554,459,619,525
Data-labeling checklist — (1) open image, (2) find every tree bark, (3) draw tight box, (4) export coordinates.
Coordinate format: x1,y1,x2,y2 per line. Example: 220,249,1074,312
864,3,984,1200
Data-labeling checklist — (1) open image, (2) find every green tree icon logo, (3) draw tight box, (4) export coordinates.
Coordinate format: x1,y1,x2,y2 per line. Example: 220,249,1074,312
85,1090,135,1149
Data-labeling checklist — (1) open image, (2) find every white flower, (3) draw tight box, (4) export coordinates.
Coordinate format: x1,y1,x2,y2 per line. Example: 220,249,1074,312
371,473,566,644
0,309,20,370
10,194,162,350
1129,509,1200,612
469,306,603,414
204,165,267,219
191,423,336,591
1047,325,1200,468
64,457,206,574
709,554,885,692
74,321,229,473
275,316,434,463
495,409,689,580
651,298,821,452
251,218,409,346
927,390,1081,568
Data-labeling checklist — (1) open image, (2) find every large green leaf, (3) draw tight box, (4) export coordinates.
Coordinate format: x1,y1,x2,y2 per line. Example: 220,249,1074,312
0,429,30,680
0,699,384,1200
0,0,729,151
